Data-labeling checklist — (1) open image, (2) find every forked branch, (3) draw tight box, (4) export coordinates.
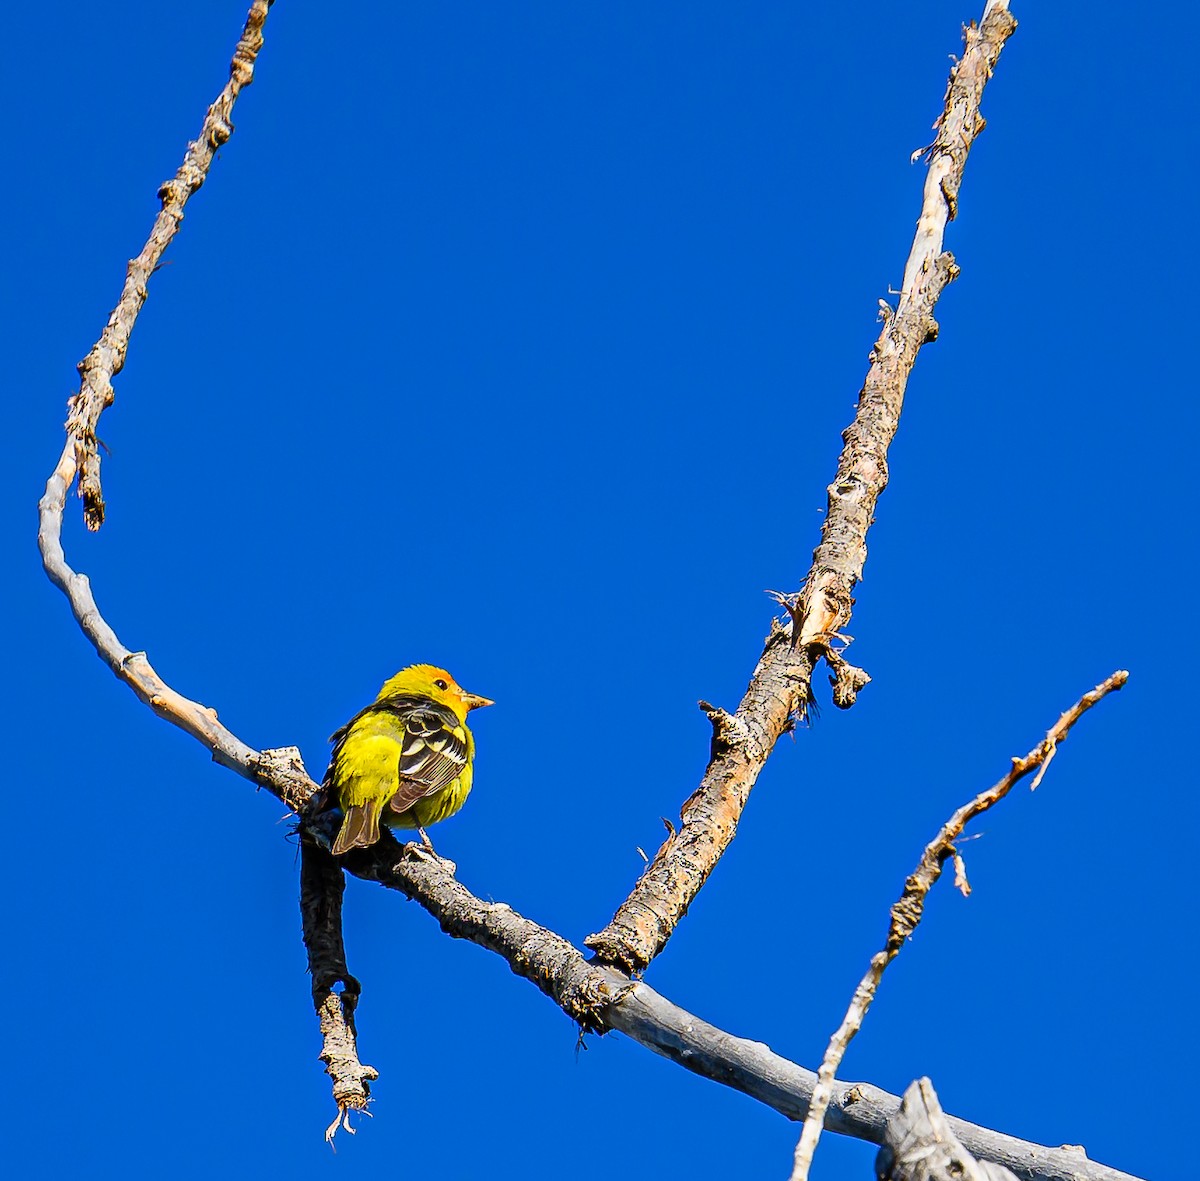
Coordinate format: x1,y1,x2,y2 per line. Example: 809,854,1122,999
37,3,1140,1178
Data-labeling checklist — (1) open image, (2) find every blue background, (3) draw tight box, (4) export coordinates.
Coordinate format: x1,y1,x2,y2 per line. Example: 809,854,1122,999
5,3,1193,1178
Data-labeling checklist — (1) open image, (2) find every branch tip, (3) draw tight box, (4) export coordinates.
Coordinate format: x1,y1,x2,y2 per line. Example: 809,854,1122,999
791,664,1125,1180
59,0,273,531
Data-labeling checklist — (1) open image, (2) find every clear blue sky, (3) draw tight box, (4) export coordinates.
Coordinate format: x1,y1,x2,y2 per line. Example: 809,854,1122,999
6,3,1193,1178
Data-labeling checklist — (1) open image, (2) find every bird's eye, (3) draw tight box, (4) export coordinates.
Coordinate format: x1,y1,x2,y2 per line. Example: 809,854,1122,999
434,679,448,691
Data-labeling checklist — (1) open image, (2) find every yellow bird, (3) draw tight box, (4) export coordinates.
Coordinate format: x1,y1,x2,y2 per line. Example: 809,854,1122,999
324,664,493,856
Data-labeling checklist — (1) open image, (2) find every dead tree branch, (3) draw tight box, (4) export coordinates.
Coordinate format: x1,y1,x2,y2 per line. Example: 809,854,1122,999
65,0,273,531
879,1079,1021,1181
37,3,1140,1177
37,0,296,811
33,433,1143,1181
352,839,1138,1181
299,834,376,1141
583,0,1018,977
334,835,1135,1181
35,464,1139,1181
788,670,1128,1181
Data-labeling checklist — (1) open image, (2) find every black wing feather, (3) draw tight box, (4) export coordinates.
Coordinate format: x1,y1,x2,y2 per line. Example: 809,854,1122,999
374,697,469,813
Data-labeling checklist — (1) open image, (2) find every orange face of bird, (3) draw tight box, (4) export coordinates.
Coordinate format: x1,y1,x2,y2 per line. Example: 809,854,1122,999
377,663,494,720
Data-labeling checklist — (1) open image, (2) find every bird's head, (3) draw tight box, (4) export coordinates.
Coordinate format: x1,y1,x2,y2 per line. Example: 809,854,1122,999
377,663,494,722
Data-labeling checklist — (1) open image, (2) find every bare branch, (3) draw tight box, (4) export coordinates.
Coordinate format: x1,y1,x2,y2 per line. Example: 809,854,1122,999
584,0,1019,977
879,1079,1020,1181
612,989,1140,1181
798,0,1015,650
788,669,1128,1181
344,838,1141,1181
582,635,813,973
300,835,376,1141
345,833,624,1030
39,0,283,792
64,0,273,531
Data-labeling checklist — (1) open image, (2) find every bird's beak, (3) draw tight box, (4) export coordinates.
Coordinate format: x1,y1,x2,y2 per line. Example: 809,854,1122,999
460,692,494,712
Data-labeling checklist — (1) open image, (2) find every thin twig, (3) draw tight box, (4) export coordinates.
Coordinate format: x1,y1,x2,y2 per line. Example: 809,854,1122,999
65,0,274,531
583,0,1018,976
787,670,1128,1181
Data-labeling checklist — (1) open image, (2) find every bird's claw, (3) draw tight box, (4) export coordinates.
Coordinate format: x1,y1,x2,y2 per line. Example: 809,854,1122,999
406,832,455,874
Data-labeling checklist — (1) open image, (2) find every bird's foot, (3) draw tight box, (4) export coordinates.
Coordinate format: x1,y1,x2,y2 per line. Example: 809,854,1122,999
406,829,455,874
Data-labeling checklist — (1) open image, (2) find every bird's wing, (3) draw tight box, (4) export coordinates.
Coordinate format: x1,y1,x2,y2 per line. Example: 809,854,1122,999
378,698,471,814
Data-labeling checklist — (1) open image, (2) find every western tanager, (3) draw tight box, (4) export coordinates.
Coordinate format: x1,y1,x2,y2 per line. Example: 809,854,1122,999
324,664,493,856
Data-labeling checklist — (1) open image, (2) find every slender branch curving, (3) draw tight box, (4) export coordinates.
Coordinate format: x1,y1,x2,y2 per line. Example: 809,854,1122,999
583,0,1019,977
788,670,1128,1181
37,1,293,809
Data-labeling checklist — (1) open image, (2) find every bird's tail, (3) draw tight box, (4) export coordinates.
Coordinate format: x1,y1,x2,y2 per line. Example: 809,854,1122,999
332,798,383,856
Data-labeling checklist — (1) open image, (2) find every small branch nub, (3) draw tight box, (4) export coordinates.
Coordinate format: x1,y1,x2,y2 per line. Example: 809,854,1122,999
699,700,748,755
826,650,872,709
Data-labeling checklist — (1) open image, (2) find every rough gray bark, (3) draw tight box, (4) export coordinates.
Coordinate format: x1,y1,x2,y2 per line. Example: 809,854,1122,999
879,1079,1021,1181
611,990,1140,1181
